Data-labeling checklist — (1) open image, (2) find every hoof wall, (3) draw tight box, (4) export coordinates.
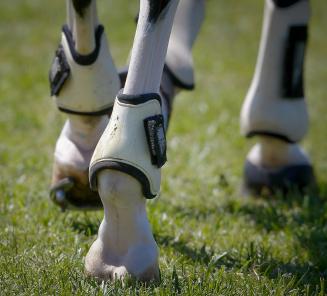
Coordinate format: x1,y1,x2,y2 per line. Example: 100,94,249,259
243,161,315,196
50,177,102,211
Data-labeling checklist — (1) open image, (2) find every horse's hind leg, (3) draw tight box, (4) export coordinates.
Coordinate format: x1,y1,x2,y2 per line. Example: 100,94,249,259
165,0,205,90
240,0,315,195
49,0,120,210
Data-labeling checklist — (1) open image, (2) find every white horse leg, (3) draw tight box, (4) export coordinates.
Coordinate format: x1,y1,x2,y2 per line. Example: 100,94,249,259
50,0,120,210
240,0,314,194
165,0,205,90
119,0,205,127
159,0,205,126
85,0,179,281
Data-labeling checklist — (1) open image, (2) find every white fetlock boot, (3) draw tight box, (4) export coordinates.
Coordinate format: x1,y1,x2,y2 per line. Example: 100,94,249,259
50,1,120,210
240,0,315,195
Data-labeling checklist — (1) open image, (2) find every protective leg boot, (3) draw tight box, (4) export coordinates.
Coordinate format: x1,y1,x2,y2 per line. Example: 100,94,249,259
240,0,315,195
89,93,166,199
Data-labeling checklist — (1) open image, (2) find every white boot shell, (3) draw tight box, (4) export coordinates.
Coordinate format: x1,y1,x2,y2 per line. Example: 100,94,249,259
53,27,120,114
90,94,163,198
240,0,310,142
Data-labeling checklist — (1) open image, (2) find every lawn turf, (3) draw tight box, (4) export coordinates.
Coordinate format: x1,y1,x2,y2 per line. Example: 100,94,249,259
0,0,327,295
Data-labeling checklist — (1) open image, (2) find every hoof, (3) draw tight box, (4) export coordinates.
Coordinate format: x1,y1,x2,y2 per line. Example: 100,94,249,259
243,160,315,196
50,162,102,211
84,170,160,283
85,239,160,282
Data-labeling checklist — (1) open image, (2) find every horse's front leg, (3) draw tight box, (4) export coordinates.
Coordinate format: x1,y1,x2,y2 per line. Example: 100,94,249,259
240,0,315,195
85,0,180,281
49,0,120,210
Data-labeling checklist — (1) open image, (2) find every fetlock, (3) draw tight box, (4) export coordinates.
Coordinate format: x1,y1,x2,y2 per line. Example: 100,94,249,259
89,92,167,199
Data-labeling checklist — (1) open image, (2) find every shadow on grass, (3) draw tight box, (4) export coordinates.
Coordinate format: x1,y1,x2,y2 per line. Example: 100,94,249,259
158,182,327,289
234,183,327,276
155,232,326,289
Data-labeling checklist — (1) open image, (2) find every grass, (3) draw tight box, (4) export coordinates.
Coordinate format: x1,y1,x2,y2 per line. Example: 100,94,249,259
0,0,327,295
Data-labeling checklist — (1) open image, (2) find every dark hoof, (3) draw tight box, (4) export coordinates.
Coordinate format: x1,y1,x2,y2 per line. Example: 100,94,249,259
243,160,316,196
50,177,103,211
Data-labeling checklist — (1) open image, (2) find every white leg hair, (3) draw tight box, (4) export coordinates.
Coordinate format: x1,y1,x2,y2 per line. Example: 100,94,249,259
67,0,99,54
86,0,179,281
166,0,205,89
124,1,179,94
54,115,108,172
247,137,310,169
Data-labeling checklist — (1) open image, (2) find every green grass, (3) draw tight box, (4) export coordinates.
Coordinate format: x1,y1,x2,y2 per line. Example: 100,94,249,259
1,0,327,295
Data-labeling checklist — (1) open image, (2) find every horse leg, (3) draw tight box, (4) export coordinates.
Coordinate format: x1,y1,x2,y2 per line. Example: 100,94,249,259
240,0,314,195
165,0,205,90
85,0,181,282
119,0,205,124
49,0,120,210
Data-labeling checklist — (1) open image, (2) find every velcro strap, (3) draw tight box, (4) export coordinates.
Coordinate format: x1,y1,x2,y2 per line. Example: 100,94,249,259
282,25,307,98
49,45,70,96
144,114,167,168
